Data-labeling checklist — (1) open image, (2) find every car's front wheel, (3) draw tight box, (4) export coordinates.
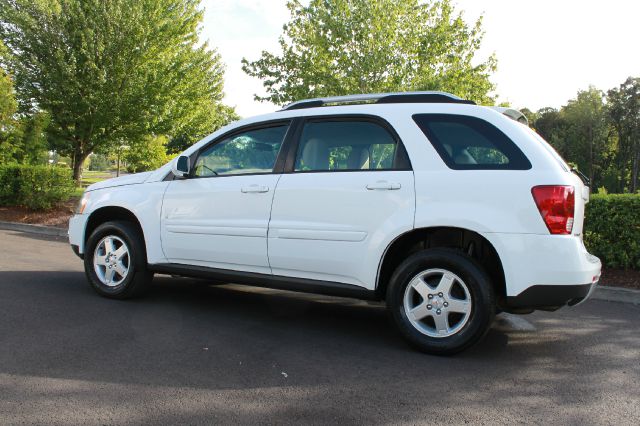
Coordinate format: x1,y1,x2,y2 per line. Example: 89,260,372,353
387,248,495,355
84,221,153,299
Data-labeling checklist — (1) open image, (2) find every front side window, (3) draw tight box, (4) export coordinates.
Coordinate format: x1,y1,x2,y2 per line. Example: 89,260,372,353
194,124,289,177
294,120,402,172
413,114,532,170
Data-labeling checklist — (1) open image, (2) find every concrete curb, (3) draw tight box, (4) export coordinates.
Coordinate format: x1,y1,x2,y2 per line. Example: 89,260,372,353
0,220,638,305
0,221,67,237
591,285,640,306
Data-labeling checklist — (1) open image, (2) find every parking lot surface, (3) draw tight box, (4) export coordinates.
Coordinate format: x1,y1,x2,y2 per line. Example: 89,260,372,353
1,229,639,425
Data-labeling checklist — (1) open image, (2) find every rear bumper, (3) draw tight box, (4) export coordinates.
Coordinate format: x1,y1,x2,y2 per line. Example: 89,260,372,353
482,232,601,311
506,281,598,311
483,233,601,292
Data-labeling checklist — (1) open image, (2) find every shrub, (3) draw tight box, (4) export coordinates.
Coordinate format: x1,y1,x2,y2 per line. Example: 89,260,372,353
584,194,640,270
0,164,75,210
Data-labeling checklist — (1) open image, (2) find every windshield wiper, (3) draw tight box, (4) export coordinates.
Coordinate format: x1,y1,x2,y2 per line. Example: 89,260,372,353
570,167,590,187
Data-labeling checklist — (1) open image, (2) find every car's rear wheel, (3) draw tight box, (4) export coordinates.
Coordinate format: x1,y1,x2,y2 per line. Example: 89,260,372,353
84,221,153,299
387,248,495,355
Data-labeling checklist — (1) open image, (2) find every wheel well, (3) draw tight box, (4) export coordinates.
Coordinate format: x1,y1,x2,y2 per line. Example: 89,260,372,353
376,227,506,304
84,206,145,249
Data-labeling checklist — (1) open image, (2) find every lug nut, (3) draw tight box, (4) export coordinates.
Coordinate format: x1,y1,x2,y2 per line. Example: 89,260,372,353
436,309,441,315
428,294,433,299
444,302,448,307
427,304,432,310
438,292,443,297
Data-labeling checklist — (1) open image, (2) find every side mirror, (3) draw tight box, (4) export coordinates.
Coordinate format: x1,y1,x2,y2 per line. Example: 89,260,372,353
172,155,190,178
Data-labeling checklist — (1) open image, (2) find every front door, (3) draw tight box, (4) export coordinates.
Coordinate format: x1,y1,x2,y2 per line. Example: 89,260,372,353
268,117,415,289
161,122,290,274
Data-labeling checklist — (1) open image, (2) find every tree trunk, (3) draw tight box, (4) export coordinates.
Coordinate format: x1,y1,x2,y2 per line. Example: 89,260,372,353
588,126,594,187
72,146,87,183
632,146,639,193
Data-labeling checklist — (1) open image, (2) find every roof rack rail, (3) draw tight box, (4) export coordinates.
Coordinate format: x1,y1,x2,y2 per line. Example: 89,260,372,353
280,91,476,111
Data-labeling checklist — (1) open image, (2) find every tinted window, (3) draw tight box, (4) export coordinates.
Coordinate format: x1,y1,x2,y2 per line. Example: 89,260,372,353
413,114,531,170
194,125,288,177
294,120,401,172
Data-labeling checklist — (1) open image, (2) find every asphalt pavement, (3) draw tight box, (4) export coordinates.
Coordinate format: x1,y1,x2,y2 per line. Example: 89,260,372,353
0,229,639,425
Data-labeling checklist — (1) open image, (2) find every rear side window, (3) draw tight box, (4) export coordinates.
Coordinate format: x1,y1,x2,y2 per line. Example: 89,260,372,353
294,120,409,172
412,114,531,170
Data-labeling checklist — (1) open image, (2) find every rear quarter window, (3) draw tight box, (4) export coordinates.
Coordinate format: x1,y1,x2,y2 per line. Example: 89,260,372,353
412,114,532,170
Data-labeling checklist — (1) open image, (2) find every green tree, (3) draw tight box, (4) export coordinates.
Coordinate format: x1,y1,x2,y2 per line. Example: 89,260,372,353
242,0,497,105
88,153,110,172
0,58,17,162
0,0,234,181
15,111,50,164
532,107,569,157
562,87,610,187
123,135,169,173
167,103,239,154
607,77,640,193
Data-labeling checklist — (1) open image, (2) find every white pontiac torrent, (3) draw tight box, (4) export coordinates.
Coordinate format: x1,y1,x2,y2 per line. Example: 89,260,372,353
69,92,601,355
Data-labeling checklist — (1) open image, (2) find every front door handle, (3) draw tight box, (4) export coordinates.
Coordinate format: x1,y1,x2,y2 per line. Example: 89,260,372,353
366,181,401,190
241,185,269,193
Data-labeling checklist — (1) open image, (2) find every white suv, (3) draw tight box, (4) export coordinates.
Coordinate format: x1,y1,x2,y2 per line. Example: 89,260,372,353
69,92,601,354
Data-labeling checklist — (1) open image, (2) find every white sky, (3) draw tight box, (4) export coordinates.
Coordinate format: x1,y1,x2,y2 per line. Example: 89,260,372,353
200,0,640,118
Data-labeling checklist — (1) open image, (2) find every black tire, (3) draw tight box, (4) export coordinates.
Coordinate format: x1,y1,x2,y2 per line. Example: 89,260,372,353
386,248,495,355
84,220,153,299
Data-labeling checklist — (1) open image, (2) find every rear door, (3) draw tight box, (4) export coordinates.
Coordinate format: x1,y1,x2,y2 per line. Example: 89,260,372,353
268,116,415,289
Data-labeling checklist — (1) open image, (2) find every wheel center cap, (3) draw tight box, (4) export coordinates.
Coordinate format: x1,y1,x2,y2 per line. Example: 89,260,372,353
432,296,445,309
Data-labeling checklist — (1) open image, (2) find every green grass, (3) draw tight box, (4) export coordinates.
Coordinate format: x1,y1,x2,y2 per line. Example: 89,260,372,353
71,186,85,198
68,170,112,199
80,170,111,187
82,177,105,185
82,170,111,178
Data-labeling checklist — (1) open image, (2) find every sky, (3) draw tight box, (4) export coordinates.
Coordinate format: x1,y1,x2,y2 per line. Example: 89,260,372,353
200,0,640,118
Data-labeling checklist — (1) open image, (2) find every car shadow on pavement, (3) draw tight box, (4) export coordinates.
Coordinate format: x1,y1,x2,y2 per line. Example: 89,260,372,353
1,270,639,424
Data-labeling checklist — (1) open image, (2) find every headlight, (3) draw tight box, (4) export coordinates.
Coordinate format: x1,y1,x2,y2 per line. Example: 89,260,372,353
76,193,89,214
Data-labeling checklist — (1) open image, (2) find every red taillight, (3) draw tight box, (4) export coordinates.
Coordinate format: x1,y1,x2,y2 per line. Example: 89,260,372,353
531,185,575,235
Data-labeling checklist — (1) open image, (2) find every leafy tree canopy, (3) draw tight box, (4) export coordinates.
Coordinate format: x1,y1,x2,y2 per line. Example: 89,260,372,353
0,0,234,180
167,103,239,154
561,87,610,185
0,64,15,125
242,0,497,105
0,57,19,163
123,134,169,173
607,77,640,193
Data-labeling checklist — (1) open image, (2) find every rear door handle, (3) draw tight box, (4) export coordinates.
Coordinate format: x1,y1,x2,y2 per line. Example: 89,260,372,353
366,181,401,190
241,185,269,193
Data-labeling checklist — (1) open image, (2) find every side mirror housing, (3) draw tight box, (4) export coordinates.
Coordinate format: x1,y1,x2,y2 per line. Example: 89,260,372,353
172,155,190,178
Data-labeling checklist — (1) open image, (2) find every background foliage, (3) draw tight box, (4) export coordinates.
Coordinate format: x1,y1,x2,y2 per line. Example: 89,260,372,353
523,78,640,194
243,0,497,105
0,164,75,209
124,135,170,173
584,194,640,270
0,0,235,180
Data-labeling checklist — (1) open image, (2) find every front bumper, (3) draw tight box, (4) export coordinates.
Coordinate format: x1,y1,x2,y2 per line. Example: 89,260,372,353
71,244,83,259
68,214,88,256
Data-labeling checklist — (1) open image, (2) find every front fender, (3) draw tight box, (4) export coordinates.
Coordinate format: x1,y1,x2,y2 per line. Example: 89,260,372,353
82,181,169,264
